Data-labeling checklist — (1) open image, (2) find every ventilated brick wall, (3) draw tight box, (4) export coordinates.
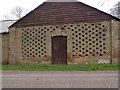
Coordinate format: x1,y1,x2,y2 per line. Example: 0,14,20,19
9,20,119,65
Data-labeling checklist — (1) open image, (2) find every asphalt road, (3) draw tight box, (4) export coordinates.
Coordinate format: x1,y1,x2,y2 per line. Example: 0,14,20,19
2,71,118,88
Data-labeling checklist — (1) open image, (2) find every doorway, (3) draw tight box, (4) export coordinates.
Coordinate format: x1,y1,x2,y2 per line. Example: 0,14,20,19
52,36,67,65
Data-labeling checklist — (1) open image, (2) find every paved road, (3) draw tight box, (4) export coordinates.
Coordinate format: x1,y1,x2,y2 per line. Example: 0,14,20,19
2,71,118,88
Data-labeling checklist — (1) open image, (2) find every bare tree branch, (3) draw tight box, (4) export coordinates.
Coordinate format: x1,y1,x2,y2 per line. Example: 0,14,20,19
4,6,28,20
110,1,120,18
97,0,109,7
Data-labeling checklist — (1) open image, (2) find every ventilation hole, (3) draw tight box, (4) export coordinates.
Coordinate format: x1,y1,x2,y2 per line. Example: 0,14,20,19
96,43,98,45
100,54,102,56
79,41,81,43
76,35,78,37
96,47,99,49
79,33,81,35
103,30,106,32
102,25,105,27
82,31,84,33
79,37,81,39
75,27,77,29
103,43,105,45
103,47,106,49
99,41,102,43
96,34,98,36
95,26,98,28
76,48,78,50
89,39,91,41
103,34,105,36
89,43,92,45
100,50,102,52
88,26,91,28
76,44,78,46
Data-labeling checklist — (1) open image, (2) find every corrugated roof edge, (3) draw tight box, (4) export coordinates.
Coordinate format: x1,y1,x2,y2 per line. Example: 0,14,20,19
9,1,120,28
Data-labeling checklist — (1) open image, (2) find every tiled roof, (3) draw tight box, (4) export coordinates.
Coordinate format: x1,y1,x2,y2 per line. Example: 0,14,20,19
10,2,119,27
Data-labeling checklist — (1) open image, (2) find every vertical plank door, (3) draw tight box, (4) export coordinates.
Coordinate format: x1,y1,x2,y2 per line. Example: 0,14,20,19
52,36,67,65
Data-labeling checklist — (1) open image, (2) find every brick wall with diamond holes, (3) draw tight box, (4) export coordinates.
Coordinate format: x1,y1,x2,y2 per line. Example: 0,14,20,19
9,20,119,65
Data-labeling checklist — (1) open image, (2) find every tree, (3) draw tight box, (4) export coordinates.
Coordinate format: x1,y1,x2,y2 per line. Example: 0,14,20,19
4,6,28,20
97,0,109,7
110,1,120,19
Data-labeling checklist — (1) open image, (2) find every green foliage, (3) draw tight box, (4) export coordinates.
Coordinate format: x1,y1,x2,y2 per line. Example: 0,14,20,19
0,64,119,71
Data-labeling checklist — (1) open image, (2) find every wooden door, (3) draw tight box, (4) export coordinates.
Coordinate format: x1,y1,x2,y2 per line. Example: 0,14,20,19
52,36,67,65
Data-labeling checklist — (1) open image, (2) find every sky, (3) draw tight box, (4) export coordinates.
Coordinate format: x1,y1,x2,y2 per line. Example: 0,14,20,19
0,0,119,20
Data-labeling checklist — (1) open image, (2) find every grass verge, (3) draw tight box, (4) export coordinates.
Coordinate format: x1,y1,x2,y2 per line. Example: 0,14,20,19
0,64,119,71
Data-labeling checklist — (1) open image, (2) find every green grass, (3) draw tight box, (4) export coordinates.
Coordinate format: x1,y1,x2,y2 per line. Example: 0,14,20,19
0,64,119,71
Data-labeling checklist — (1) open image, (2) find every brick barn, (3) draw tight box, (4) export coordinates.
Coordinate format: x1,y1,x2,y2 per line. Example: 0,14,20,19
9,0,120,65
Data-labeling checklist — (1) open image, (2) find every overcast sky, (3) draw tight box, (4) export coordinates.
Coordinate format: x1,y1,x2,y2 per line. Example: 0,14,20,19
0,0,119,20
